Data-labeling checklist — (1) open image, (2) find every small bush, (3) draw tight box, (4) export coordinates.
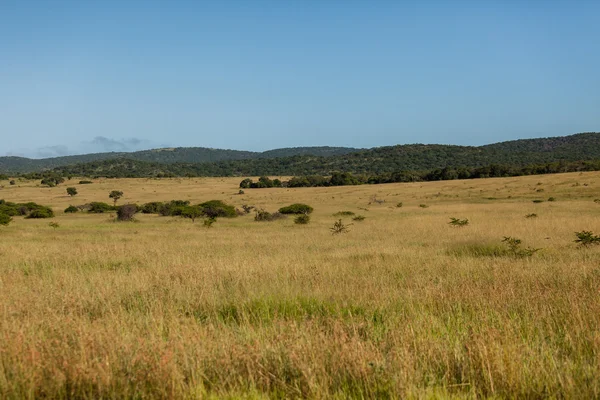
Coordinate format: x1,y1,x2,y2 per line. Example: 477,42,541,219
547,197,556,202
502,236,541,257
352,215,366,222
203,217,216,228
419,204,429,208
333,211,355,217
117,204,138,221
26,208,55,219
198,200,237,218
66,187,78,197
238,190,245,195
396,202,403,208
574,231,600,247
79,180,93,184
88,202,115,213
594,199,600,204
330,219,352,235
140,202,164,214
0,213,12,226
64,205,79,213
448,217,469,227
294,214,310,224
532,199,544,203
525,213,537,218
9,180,15,185
255,209,286,222
279,203,314,215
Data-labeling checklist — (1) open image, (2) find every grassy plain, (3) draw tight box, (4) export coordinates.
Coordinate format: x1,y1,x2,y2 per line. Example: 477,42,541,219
1,172,600,399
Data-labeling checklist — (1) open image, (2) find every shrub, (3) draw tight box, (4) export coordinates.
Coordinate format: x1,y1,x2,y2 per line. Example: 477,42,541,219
532,199,544,203
198,200,236,218
396,202,403,208
181,206,203,222
238,189,245,195
79,180,93,184
254,209,286,222
574,231,600,247
294,214,310,224
547,197,556,202
239,178,253,189
203,217,216,228
140,202,164,214
64,205,79,213
525,213,537,218
448,217,469,227
333,211,355,217
88,202,115,213
41,176,64,187
330,219,352,235
109,190,124,206
419,204,429,208
0,213,12,226
501,236,540,257
26,208,55,219
158,200,190,216
9,180,15,185
66,187,78,197
352,215,366,222
279,203,314,215
117,204,138,221
594,199,600,204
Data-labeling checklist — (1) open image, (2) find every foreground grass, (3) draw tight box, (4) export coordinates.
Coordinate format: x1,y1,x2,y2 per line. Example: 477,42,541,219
1,173,600,398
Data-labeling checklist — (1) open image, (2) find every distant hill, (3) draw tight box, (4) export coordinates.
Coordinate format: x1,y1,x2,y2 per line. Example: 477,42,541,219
0,146,359,174
11,132,598,179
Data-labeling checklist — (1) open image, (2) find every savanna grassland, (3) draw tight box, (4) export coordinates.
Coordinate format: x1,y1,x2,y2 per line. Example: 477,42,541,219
1,172,600,399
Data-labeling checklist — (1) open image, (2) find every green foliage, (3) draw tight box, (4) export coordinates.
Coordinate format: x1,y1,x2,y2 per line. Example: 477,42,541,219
0,200,53,217
279,203,314,215
448,217,469,227
79,180,93,184
41,175,65,187
64,205,79,213
239,178,252,189
330,219,352,235
333,211,355,216
501,236,541,257
254,209,286,222
294,214,310,225
0,213,12,226
88,202,115,213
574,231,600,247
198,200,236,218
109,190,124,206
25,208,55,219
116,204,138,221
66,187,77,196
181,206,203,222
140,201,164,214
203,216,216,228
352,215,366,222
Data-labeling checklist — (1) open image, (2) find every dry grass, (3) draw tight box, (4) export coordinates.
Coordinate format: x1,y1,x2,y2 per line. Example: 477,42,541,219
1,172,600,399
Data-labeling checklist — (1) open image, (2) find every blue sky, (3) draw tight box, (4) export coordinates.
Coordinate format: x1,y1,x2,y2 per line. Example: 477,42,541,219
1,1,599,158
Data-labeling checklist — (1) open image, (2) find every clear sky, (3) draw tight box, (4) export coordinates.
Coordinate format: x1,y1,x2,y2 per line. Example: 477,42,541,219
1,1,599,158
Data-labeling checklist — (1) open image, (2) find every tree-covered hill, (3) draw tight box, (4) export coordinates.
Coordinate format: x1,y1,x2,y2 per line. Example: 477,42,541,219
0,146,359,174
2,132,600,178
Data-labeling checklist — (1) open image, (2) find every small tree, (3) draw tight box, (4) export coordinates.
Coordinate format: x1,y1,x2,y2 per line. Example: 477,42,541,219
109,190,124,206
66,187,78,197
330,219,352,235
574,231,600,247
181,206,203,222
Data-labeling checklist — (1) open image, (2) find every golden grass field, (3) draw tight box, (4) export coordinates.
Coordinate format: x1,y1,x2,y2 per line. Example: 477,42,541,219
1,172,600,399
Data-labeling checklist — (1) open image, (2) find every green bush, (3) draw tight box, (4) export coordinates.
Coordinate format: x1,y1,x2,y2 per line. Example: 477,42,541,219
140,202,164,214
0,213,12,226
279,203,314,215
198,200,237,218
79,180,93,184
26,208,55,219
574,231,600,247
64,205,79,213
66,187,78,196
88,202,115,213
181,206,203,222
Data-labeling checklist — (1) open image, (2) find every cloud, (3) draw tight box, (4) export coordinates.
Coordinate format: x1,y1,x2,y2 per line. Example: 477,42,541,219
83,136,162,153
35,145,71,158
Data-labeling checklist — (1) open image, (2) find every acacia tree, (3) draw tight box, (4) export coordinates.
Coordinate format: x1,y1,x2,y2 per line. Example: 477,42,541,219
66,187,78,197
109,190,124,206
181,206,203,222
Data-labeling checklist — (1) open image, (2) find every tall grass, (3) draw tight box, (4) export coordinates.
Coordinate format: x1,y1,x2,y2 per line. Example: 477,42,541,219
0,173,599,398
